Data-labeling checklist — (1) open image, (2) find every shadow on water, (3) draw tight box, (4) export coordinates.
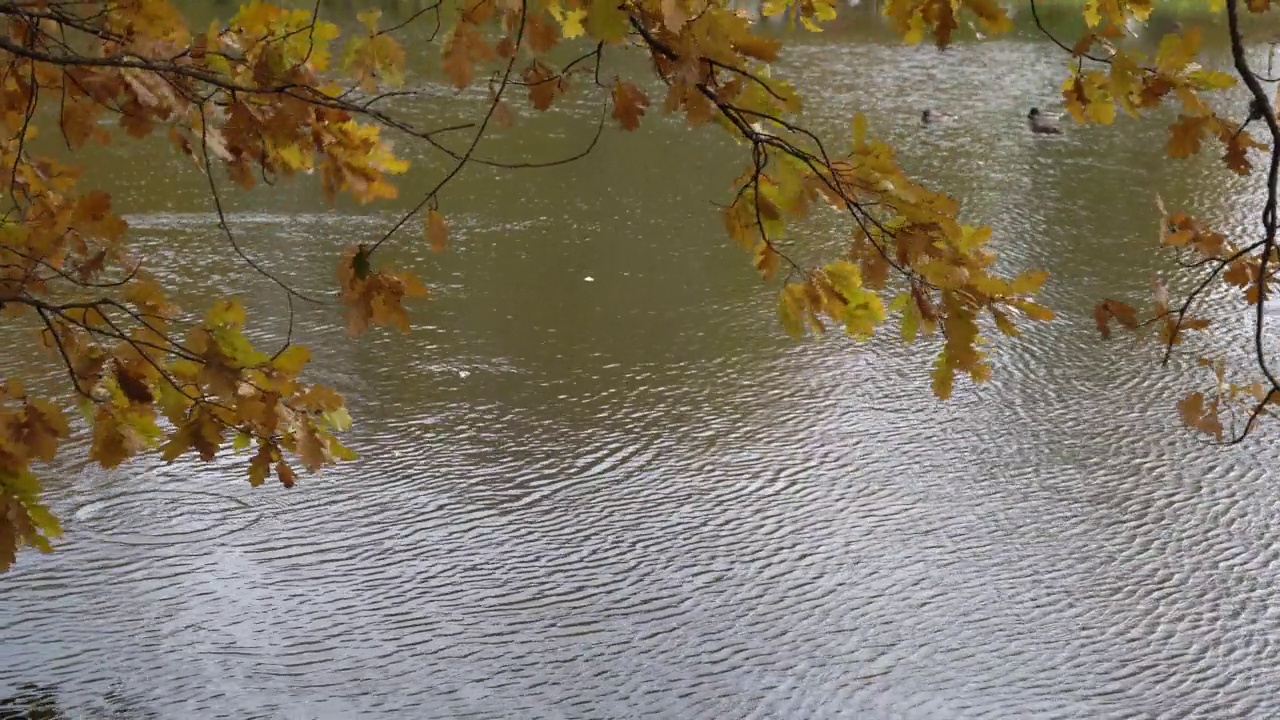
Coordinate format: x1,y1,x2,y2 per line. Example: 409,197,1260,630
0,683,154,720
0,681,157,712
0,685,62,720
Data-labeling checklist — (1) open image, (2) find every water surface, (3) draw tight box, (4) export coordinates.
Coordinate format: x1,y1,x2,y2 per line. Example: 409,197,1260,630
3,6,1280,719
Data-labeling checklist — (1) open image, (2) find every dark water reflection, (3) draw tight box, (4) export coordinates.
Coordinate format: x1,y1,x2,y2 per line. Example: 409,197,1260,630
3,7,1280,720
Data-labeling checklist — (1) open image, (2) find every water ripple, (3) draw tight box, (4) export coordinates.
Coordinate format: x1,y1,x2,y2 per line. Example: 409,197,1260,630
4,22,1280,720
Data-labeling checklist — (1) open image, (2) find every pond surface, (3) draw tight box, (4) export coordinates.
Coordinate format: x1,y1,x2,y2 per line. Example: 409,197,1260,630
3,5,1280,718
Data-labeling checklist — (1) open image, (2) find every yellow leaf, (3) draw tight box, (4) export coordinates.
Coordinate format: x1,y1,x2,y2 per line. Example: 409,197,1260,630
824,259,862,299
778,284,806,338
992,308,1020,337
272,345,311,375
586,0,630,43
755,243,781,281
561,9,587,38
1083,0,1101,26
426,209,449,252
1009,270,1049,295
321,407,353,432
205,298,246,329
1015,300,1055,322
851,113,868,151
357,8,382,33
1156,27,1201,75
931,359,955,400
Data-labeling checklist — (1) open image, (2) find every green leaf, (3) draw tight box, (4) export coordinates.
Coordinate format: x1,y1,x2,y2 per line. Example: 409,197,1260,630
901,303,920,344
1187,69,1236,90
321,407,353,432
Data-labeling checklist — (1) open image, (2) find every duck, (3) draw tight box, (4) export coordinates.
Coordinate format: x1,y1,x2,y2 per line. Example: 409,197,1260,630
1027,107,1062,135
921,109,957,125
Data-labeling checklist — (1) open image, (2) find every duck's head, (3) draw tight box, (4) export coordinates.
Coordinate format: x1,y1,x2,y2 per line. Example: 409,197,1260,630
922,109,932,122
1028,107,1041,119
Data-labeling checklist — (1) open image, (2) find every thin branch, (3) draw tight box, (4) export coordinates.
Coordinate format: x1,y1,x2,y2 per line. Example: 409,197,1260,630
1027,0,1111,64
1227,0,1280,394
195,105,327,305
369,0,533,255
34,306,92,400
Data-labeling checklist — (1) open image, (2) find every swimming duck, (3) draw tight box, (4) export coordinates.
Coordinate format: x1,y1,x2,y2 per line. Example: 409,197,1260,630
1027,107,1062,135
921,109,957,125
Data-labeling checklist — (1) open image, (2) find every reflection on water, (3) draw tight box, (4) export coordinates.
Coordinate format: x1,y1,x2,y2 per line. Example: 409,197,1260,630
4,8,1280,720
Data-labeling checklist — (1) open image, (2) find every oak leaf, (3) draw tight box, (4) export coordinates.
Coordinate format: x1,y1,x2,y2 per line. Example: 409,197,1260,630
525,62,565,111
1167,115,1207,158
611,80,650,131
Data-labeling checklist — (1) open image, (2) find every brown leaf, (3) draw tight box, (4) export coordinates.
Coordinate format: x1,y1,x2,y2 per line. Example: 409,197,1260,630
297,424,328,472
115,362,154,404
1093,303,1113,340
754,243,780,281
493,99,515,128
443,26,478,88
526,14,560,55
1224,258,1252,287
495,36,516,59
1071,33,1096,57
1224,133,1252,175
734,34,781,62
661,0,691,32
611,79,649,131
524,61,563,111
1177,390,1224,438
1177,390,1205,427
276,460,296,488
1093,299,1138,340
249,442,273,487
61,102,98,150
1167,114,1207,158
76,249,107,284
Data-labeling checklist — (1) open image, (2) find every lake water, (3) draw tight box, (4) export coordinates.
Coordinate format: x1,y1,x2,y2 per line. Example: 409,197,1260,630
3,4,1280,718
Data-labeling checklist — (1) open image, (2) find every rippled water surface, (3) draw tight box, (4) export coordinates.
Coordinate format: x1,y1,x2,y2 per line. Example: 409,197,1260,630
4,5,1280,719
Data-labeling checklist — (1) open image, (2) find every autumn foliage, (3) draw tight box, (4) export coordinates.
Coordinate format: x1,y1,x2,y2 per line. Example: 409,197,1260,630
0,0,1277,570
